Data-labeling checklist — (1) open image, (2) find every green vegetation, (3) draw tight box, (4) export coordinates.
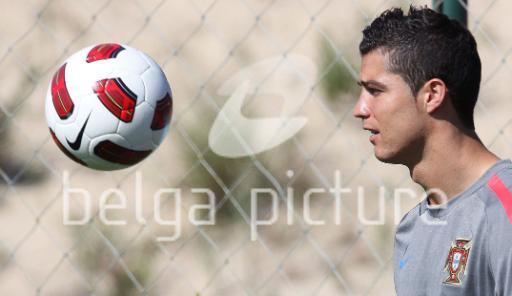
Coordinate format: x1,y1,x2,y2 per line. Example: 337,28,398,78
319,39,358,102
71,220,157,296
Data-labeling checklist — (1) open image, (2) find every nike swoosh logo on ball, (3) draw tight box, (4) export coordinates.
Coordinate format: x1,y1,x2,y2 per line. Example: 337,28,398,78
67,114,90,151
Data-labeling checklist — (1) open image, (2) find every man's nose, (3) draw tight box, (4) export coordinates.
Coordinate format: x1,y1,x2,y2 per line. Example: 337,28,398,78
353,95,370,119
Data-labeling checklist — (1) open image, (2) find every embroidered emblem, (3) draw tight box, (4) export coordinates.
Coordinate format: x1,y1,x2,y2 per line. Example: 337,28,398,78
443,238,471,285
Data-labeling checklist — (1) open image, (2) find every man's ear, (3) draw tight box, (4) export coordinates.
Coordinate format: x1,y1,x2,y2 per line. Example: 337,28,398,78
419,78,447,114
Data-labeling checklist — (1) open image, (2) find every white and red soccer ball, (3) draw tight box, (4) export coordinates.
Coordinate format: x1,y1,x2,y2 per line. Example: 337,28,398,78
45,43,172,170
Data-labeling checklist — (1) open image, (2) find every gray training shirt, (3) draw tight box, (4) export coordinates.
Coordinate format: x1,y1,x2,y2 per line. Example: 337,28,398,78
394,159,512,295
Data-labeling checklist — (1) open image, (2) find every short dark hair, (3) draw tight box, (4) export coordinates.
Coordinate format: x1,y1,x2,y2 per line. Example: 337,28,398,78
359,6,481,130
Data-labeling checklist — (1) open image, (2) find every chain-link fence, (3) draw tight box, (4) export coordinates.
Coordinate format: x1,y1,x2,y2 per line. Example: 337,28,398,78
1,0,512,295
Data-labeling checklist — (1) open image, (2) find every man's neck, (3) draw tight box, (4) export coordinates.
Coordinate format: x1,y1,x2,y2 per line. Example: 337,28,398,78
409,128,500,205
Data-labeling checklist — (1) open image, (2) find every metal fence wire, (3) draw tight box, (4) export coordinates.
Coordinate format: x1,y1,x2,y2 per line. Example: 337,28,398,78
1,0,511,295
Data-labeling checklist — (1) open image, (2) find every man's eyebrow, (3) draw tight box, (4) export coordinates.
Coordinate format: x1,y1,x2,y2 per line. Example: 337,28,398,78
357,80,387,89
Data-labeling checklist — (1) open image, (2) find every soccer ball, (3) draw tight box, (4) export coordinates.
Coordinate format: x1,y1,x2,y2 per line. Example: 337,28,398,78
45,43,172,170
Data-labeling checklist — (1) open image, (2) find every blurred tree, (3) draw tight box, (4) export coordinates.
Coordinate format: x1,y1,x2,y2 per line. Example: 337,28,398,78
319,39,358,102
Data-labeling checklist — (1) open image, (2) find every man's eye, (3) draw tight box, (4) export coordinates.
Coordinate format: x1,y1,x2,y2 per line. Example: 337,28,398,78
367,88,382,95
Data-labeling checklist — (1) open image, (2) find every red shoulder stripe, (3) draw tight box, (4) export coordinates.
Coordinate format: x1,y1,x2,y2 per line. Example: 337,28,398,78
487,174,512,223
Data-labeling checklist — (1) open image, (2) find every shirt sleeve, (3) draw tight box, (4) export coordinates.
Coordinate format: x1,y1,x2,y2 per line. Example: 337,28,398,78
485,176,512,295
487,218,512,296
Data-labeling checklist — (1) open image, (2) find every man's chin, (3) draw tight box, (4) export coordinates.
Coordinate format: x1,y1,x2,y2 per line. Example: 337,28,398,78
374,150,402,164
375,154,394,163
375,149,417,166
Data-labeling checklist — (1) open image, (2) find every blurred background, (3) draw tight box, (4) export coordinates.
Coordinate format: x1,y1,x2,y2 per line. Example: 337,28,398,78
1,0,512,295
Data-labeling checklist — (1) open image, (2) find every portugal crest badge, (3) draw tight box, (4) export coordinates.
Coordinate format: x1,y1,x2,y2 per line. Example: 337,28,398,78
443,238,471,285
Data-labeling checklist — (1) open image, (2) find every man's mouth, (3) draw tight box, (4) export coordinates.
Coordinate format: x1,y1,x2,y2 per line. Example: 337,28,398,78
364,127,380,135
364,127,380,144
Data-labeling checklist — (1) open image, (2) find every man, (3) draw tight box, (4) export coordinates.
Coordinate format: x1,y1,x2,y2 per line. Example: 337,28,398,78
353,6,512,295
